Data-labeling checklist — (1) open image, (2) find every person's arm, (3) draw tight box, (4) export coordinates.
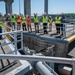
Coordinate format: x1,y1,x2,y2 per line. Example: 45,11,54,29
62,16,66,23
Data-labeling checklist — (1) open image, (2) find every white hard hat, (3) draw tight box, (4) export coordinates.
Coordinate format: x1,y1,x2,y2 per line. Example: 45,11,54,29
8,13,10,16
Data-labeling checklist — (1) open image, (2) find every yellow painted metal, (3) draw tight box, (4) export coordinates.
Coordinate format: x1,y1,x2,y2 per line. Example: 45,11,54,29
66,35,75,43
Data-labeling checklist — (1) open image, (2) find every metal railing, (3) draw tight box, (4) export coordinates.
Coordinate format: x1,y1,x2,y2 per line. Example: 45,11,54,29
0,21,75,75
3,21,75,38
39,23,75,38
0,54,75,75
0,30,23,54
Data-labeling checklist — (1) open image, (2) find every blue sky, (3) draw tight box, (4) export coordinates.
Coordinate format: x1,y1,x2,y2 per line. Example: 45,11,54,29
0,0,75,15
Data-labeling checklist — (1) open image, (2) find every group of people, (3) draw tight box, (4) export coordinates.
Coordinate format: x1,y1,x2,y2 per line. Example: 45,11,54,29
6,15,32,32
5,13,66,35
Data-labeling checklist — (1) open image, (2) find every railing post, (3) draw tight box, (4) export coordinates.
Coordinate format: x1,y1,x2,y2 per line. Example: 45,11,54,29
14,31,18,54
73,24,74,34
64,24,67,38
21,31,23,50
21,23,23,31
74,24,75,34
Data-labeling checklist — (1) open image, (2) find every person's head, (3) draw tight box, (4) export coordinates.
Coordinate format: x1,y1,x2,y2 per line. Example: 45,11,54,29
57,14,60,18
61,13,64,16
43,12,46,16
49,16,52,18
8,13,10,16
18,15,20,18
11,14,14,18
57,16,59,19
7,13,10,17
34,13,37,16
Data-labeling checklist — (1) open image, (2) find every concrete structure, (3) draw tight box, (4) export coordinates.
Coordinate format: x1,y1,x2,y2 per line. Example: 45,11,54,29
24,0,31,16
5,0,14,15
24,0,48,16
44,0,48,16
0,0,14,15
0,0,48,16
23,32,75,57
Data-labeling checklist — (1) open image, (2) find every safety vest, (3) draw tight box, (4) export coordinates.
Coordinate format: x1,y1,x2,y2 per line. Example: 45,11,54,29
17,17,21,23
10,16,16,23
55,17,61,24
26,17,31,25
49,18,53,24
22,20,26,24
42,16,48,23
34,16,39,23
0,22,2,27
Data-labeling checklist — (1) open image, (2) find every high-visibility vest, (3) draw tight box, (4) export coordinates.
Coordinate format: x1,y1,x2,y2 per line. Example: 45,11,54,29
42,16,48,23
22,20,26,24
49,18,53,24
17,17,21,23
10,16,16,23
0,22,2,27
34,16,39,23
26,17,31,25
55,17,61,24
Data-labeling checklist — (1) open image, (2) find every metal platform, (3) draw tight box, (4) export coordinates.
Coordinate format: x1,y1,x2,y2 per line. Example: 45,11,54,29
68,48,75,57
0,40,21,75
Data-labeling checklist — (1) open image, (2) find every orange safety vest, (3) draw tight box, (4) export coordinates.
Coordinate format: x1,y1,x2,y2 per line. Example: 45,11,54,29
17,17,21,23
26,17,31,25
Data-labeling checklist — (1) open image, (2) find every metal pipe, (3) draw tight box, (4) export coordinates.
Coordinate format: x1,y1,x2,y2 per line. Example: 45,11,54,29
0,54,73,65
0,30,22,35
0,40,21,47
36,61,53,75
21,31,23,50
0,43,10,64
14,31,18,54
0,55,75,75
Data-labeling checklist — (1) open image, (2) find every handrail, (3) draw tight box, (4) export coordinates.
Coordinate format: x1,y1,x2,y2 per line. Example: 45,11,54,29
0,54,72,64
0,30,22,35
0,30,23,54
0,54,75,75
3,21,75,38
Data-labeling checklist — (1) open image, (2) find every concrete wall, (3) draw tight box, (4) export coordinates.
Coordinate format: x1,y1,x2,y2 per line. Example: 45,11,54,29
23,33,69,57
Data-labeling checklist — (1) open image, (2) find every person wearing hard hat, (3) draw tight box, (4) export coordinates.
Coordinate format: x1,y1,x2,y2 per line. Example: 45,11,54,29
60,13,66,36
55,14,61,34
21,16,27,31
0,20,3,39
26,15,32,32
10,14,16,30
6,14,11,31
16,15,21,30
33,13,39,33
42,12,48,34
48,16,53,32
